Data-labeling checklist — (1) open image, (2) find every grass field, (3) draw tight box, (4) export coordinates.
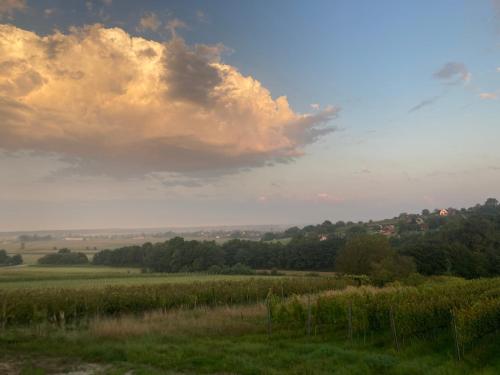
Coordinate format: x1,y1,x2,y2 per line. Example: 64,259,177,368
1,284,499,374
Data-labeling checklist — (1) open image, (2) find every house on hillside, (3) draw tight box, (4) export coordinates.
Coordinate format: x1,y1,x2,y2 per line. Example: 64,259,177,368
379,224,396,236
439,209,449,217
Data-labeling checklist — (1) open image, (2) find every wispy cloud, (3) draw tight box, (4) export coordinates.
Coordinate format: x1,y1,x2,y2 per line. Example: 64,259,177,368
408,96,440,113
196,10,209,23
166,18,187,38
44,8,56,17
137,12,161,32
0,0,26,19
479,92,497,100
433,62,471,84
314,193,344,204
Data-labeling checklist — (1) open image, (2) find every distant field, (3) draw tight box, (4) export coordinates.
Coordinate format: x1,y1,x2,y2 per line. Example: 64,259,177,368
0,235,231,264
0,236,171,264
0,265,284,289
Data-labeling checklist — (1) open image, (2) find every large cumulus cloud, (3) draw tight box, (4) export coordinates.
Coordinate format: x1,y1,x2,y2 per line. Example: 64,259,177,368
0,24,338,177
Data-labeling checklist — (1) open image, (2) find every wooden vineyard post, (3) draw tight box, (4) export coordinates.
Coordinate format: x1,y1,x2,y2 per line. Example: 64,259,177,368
1,303,6,331
389,306,400,352
451,311,461,361
307,295,312,336
347,301,353,343
266,289,272,336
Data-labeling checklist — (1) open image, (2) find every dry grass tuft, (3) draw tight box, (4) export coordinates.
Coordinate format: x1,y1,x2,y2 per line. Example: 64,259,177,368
290,285,400,304
90,303,267,339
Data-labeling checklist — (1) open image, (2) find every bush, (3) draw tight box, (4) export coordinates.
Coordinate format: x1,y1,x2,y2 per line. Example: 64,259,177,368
207,265,223,274
38,249,88,265
0,250,23,266
222,263,255,275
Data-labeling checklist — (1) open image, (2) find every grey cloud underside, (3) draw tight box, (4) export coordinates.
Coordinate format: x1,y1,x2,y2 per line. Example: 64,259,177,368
0,96,339,178
39,137,300,179
284,108,339,145
163,39,223,105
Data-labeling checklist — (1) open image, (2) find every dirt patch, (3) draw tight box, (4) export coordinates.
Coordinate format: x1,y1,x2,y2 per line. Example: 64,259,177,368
0,357,110,375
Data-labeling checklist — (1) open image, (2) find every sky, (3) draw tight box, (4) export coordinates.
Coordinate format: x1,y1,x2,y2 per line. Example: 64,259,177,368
0,0,499,231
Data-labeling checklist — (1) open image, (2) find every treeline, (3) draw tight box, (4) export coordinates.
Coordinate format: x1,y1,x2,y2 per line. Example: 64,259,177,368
0,250,23,266
38,248,89,265
92,199,500,279
93,236,344,272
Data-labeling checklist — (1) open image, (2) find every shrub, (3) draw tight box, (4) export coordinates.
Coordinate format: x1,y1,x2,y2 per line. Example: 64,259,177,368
0,250,23,266
38,249,88,265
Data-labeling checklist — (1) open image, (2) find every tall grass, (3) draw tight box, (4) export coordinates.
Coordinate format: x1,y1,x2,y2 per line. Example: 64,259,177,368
90,303,267,339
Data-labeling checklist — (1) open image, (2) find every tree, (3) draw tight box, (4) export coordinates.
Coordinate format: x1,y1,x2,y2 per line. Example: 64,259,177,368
371,254,416,285
0,249,8,264
38,249,88,265
261,232,275,241
399,238,449,275
335,235,393,275
0,250,24,266
284,226,300,238
345,225,367,238
10,254,23,265
485,198,498,207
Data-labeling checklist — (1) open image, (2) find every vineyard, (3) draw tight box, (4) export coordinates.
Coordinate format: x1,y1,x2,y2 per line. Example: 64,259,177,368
0,276,358,327
0,275,499,373
269,277,500,358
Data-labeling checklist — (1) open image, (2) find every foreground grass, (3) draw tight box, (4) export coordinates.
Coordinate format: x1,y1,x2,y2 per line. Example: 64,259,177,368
1,303,499,374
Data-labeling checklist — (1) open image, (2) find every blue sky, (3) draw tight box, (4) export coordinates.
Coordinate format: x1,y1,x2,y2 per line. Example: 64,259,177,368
0,0,499,230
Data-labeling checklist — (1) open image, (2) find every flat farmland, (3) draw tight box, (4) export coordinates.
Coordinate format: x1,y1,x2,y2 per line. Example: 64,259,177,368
0,235,230,264
0,265,283,290
0,237,172,264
